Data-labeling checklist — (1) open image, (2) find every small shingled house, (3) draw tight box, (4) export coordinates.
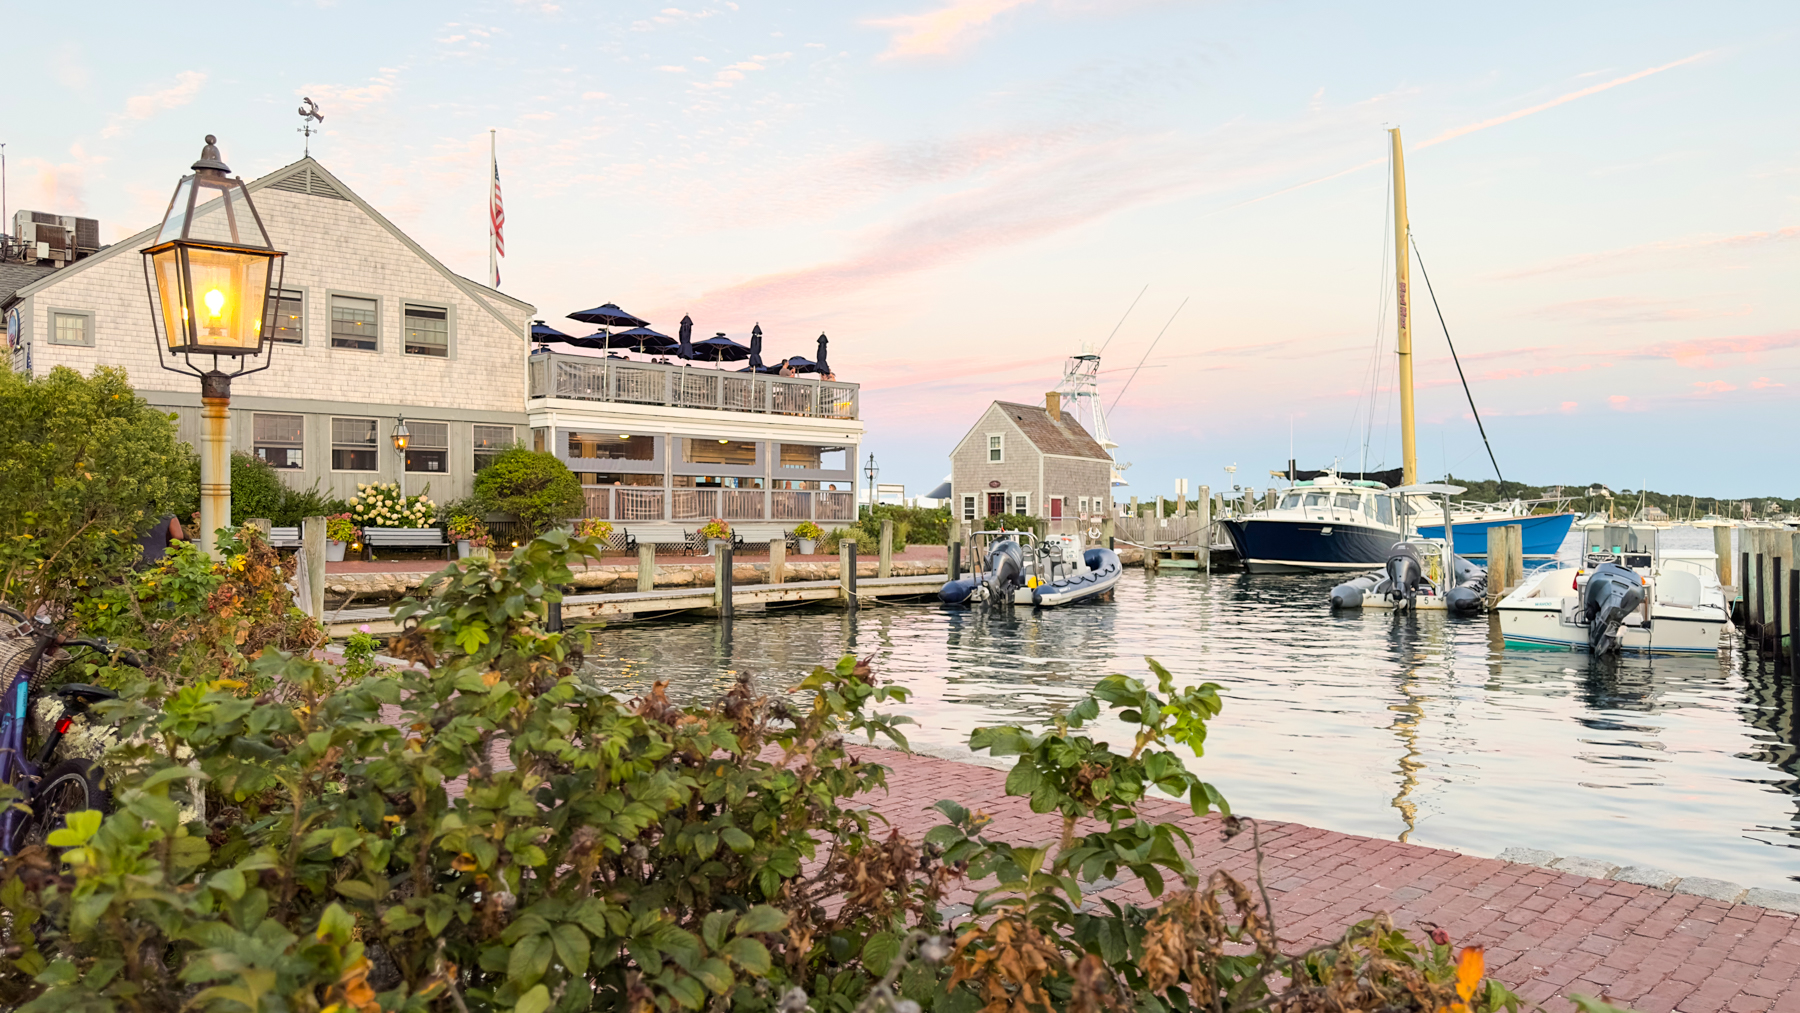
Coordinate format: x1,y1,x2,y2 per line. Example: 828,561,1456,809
948,394,1113,534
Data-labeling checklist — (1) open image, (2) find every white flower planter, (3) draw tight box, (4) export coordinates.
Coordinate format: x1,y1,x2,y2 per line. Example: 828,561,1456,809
326,540,347,562
458,540,474,558
707,538,732,556
797,538,817,555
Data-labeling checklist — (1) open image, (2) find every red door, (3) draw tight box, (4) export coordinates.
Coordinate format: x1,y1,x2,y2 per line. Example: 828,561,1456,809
1049,497,1063,522
987,492,1006,517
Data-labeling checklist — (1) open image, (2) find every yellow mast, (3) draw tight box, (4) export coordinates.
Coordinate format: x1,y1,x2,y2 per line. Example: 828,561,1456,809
1390,127,1417,487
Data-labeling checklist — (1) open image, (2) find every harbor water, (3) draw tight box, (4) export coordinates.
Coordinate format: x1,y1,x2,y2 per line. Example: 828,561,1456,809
577,526,1799,890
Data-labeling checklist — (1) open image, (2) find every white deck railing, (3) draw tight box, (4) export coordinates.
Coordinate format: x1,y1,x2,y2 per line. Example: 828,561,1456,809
530,352,858,419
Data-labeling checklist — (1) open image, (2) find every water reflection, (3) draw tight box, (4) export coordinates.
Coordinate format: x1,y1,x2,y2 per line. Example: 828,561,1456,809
578,536,1800,889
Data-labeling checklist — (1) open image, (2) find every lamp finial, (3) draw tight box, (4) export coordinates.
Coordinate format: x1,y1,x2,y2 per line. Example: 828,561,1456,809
193,134,230,176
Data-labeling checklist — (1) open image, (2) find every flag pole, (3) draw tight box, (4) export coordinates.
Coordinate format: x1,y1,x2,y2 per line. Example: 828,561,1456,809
488,129,498,288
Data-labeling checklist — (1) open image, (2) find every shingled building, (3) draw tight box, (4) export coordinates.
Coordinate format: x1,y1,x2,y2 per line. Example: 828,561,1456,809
948,394,1113,535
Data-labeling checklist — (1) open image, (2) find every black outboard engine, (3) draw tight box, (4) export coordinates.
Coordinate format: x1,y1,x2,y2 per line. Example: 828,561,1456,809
1582,562,1644,655
982,539,1025,605
1384,543,1425,609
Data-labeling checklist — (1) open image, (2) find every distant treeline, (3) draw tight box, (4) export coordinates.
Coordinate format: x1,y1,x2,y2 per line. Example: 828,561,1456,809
1440,474,1798,519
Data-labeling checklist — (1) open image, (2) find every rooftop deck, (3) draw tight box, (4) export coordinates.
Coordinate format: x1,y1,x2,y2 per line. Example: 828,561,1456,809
528,351,858,420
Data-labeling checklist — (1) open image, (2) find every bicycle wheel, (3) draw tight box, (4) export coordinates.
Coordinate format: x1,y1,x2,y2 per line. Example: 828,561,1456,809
22,759,110,850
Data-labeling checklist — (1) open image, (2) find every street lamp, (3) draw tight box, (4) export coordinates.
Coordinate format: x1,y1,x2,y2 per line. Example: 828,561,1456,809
141,135,287,559
392,418,411,500
864,453,878,512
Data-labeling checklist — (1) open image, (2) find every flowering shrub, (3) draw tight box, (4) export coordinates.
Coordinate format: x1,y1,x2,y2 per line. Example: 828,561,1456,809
792,520,824,540
349,481,435,529
446,512,493,549
697,517,732,541
324,512,360,544
575,517,614,543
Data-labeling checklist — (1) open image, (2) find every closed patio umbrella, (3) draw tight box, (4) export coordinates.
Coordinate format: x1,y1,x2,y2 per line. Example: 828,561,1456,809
749,323,765,370
678,315,693,361
815,333,831,376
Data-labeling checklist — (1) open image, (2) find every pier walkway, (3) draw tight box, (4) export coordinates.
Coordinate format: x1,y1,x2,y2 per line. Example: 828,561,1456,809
862,747,1800,1013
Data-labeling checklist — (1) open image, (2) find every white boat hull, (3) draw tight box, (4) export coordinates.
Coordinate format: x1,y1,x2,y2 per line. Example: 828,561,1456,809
1495,563,1730,655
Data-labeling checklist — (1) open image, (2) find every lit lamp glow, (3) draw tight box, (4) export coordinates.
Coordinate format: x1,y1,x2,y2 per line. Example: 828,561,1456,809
140,135,287,559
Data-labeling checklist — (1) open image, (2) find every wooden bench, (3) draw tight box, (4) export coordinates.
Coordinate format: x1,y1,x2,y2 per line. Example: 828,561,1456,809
267,526,302,549
363,527,451,560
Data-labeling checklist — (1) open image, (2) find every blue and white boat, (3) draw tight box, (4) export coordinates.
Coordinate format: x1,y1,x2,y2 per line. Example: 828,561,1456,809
1414,509,1576,560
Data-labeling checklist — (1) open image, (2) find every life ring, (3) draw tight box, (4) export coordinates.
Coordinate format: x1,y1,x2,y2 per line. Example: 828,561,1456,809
1087,527,1101,540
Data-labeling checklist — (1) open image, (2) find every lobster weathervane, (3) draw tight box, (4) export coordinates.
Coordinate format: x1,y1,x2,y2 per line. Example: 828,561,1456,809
297,97,325,156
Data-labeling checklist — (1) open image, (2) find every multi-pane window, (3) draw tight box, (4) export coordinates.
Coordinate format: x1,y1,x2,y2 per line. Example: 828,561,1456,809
988,435,1002,462
253,413,304,469
51,311,91,346
271,289,304,344
684,439,757,466
581,472,662,487
473,425,513,472
404,421,449,473
1013,494,1029,515
962,495,976,521
331,295,378,350
404,304,449,357
1078,496,1089,513
569,433,655,460
331,417,379,471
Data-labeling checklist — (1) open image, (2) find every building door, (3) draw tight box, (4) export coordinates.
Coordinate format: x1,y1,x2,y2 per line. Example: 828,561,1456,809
987,492,1006,517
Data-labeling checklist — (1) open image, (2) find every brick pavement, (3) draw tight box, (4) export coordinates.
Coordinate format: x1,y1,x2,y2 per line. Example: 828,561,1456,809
851,746,1800,1013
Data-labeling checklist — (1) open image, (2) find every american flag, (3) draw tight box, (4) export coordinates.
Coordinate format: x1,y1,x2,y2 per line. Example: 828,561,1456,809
489,159,505,285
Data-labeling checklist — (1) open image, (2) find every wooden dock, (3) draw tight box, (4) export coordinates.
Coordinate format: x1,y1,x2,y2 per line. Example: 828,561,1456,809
325,573,945,637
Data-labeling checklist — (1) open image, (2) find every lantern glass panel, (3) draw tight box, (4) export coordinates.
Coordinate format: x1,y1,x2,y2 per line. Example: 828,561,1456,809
185,247,272,352
151,248,189,350
156,179,194,244
184,176,271,248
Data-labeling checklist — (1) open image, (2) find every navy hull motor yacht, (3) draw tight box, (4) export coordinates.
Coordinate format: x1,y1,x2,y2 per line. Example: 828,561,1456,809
1221,475,1406,573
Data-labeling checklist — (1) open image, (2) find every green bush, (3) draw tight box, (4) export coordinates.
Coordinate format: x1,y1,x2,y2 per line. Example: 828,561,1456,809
0,365,196,612
862,503,950,544
472,445,583,535
1,534,1558,1013
182,452,345,528
975,512,1044,537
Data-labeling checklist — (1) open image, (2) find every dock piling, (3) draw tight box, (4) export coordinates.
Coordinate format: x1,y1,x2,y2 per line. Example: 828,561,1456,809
715,544,734,619
1715,526,1734,587
949,541,961,581
769,538,786,585
1487,527,1508,606
1741,551,1751,624
300,515,327,619
548,597,563,632
1789,569,1798,670
1507,524,1523,591
840,540,858,609
1755,553,1766,635
639,543,656,592
1772,556,1783,655
879,519,893,578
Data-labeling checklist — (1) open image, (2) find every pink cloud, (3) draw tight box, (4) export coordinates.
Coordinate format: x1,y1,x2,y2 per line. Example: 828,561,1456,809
101,71,207,138
868,0,1039,59
1599,329,1800,369
1751,377,1787,389
1690,380,1737,395
1499,225,1800,279
1520,296,1751,327
1560,401,1579,413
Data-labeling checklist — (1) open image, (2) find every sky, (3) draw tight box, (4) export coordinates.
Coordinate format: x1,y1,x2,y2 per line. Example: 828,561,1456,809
7,1,1797,498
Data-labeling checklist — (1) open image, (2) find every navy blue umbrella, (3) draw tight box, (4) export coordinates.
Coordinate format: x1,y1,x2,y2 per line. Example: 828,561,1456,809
687,332,751,366
815,333,831,376
567,302,649,329
568,326,674,354
678,315,694,361
777,355,819,374
531,320,574,344
749,323,765,370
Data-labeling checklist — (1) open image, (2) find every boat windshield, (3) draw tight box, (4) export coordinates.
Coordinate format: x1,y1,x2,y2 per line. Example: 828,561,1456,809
1279,493,1301,510
1376,496,1394,525
1303,492,1329,510
1334,493,1361,511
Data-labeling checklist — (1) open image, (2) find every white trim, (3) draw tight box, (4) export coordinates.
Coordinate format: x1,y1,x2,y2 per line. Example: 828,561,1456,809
46,306,95,347
987,432,1003,463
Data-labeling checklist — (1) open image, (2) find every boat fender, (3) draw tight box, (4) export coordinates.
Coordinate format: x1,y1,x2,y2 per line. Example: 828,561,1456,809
1330,574,1377,608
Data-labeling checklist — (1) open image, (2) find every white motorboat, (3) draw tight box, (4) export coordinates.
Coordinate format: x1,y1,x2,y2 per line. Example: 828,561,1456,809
1494,547,1730,655
938,531,1121,607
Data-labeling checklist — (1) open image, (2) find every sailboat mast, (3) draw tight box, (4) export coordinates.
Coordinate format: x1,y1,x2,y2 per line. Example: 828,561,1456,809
1390,127,1418,487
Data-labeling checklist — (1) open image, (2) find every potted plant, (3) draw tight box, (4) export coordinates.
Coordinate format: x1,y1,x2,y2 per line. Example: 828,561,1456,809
447,513,492,559
793,520,823,555
697,518,732,556
575,517,615,551
324,514,360,562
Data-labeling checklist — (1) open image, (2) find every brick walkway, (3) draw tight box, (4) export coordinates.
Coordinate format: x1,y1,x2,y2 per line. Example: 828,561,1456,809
854,747,1800,1013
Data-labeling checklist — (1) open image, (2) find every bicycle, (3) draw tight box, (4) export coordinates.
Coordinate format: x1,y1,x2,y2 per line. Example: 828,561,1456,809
0,604,127,854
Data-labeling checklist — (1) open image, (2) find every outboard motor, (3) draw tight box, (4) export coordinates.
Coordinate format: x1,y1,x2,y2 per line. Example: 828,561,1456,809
1384,543,1425,609
982,539,1026,605
1582,561,1644,655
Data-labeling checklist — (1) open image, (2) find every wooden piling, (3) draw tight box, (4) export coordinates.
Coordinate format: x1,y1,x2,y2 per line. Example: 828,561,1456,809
840,540,858,608
1741,550,1751,624
1487,527,1509,606
714,543,734,619
1771,555,1784,653
638,543,656,593
300,515,327,620
1714,526,1733,587
879,519,894,578
769,538,786,585
1507,524,1523,589
1129,495,1139,518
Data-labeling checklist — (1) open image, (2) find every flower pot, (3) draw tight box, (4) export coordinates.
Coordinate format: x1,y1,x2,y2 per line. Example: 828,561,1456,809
798,538,817,555
326,540,347,562
708,538,731,556
458,540,473,558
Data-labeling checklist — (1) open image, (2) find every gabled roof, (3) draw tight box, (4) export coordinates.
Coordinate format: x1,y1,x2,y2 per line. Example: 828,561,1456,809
992,401,1111,461
0,262,58,308
4,156,534,332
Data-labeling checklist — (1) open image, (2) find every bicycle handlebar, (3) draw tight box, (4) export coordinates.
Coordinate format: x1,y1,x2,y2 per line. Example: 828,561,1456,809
0,604,23,622
60,639,144,669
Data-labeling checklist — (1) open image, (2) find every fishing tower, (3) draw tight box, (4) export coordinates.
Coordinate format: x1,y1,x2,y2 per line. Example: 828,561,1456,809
1056,344,1128,487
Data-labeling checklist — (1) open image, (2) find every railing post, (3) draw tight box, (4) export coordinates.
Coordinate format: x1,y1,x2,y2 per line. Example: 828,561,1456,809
639,542,656,593
879,519,893,578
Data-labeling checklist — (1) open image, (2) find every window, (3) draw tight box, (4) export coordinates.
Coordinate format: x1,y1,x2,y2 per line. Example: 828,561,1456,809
473,425,513,472
271,289,304,344
987,434,1003,463
50,310,93,347
331,295,378,351
582,472,662,487
1376,496,1395,526
675,475,764,488
1078,496,1089,513
404,303,449,357
331,417,379,471
684,439,757,466
253,413,304,469
962,495,976,521
1279,493,1301,510
1334,493,1361,511
1013,494,1029,515
404,421,449,473
774,479,820,490
570,433,655,461
779,444,846,470
532,427,547,452
1303,492,1328,510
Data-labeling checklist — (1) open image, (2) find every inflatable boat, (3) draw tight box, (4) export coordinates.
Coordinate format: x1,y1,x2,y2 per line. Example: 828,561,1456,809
939,532,1121,608
1329,541,1487,613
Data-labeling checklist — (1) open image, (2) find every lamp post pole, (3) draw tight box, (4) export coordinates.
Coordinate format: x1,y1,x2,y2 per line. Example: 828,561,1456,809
864,454,878,514
392,418,411,503
199,372,233,559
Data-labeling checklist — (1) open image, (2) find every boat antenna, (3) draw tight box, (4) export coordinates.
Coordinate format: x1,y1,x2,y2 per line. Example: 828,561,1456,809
1410,233,1503,485
1109,296,1188,413
1099,284,1147,354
